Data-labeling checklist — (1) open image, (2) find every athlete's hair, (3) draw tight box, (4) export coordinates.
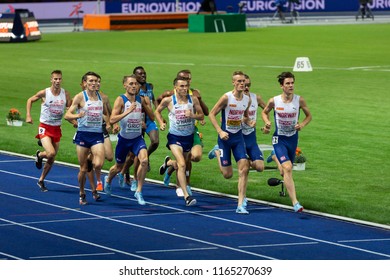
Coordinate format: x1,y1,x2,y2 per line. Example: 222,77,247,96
123,74,138,84
173,76,189,86
51,70,62,76
133,66,145,74
277,72,295,85
82,71,100,82
177,69,191,79
232,70,245,77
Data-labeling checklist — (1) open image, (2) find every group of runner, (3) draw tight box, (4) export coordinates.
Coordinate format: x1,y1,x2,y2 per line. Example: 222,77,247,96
26,68,312,214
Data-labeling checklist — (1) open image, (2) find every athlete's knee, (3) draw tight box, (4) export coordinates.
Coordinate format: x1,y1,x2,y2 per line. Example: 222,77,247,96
105,153,114,162
45,150,57,160
222,172,233,179
139,156,148,167
253,161,264,172
191,154,202,162
177,161,186,171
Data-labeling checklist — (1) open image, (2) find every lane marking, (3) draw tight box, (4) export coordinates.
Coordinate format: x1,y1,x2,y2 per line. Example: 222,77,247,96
0,191,277,260
136,247,218,254
239,242,318,248
30,252,115,259
338,238,390,243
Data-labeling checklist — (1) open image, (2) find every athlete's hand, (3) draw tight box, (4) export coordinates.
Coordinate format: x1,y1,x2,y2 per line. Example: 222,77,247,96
295,123,303,131
261,122,271,134
159,122,166,131
218,130,229,141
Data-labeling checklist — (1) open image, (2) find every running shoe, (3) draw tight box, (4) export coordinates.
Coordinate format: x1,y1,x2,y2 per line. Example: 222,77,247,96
131,180,137,192
87,159,93,172
118,173,125,188
37,180,48,192
186,185,192,196
236,205,249,214
242,197,248,208
92,191,101,201
79,194,87,205
35,150,43,169
103,175,111,196
96,180,103,191
293,202,304,213
163,169,171,186
134,191,146,205
266,150,275,163
185,196,197,206
176,187,184,197
159,156,170,175
208,145,219,160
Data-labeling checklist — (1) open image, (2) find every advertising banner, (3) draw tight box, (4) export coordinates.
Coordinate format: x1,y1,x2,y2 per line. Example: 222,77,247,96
0,1,104,20
106,0,390,14
1,1,388,20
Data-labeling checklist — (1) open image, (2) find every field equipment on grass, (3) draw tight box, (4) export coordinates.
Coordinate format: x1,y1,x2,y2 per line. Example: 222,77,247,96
268,178,286,197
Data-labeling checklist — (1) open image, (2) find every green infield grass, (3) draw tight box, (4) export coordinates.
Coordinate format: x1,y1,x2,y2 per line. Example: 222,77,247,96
0,23,389,225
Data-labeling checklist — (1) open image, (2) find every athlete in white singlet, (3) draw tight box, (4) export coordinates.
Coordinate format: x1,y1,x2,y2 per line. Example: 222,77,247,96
262,71,312,213
208,71,255,214
26,70,74,192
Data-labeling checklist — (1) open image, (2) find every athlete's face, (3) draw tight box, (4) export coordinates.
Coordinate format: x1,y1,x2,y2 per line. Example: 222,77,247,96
85,75,98,92
124,77,140,95
281,77,294,95
134,68,146,84
233,74,246,92
51,74,62,89
174,79,189,96
96,78,101,91
244,78,251,94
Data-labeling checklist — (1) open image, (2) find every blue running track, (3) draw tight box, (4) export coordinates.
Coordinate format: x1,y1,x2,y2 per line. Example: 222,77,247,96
0,151,389,260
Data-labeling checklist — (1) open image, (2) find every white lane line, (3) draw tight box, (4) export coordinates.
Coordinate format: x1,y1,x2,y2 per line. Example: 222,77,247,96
338,238,390,243
0,217,150,260
239,242,318,248
136,247,218,254
0,160,32,163
0,251,23,260
30,252,115,259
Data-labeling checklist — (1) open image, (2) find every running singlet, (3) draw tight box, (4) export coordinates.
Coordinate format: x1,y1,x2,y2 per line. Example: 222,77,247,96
119,94,143,140
168,93,195,136
77,91,104,133
274,94,300,137
242,92,258,136
221,91,250,134
39,87,66,127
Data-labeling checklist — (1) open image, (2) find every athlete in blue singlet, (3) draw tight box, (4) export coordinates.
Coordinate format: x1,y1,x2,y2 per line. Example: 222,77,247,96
262,71,312,212
119,66,158,189
65,71,107,205
103,75,149,205
155,76,204,207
